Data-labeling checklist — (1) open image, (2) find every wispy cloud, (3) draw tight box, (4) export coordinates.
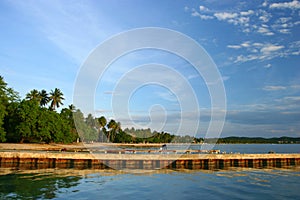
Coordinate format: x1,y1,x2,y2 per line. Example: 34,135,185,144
227,45,241,49
189,1,300,42
214,12,238,21
227,41,286,63
10,1,116,64
260,44,284,54
263,86,287,91
269,0,300,9
191,10,214,20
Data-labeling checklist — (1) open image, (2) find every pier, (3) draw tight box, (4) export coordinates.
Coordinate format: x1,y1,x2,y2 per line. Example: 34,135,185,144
0,151,300,170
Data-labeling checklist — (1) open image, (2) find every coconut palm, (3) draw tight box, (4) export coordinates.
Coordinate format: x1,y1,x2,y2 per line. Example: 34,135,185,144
97,116,107,129
49,88,64,110
97,116,107,142
39,89,50,107
68,104,76,112
26,89,41,102
107,119,121,142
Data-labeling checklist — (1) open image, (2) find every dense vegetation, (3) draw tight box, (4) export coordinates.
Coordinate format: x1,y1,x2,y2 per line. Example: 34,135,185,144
0,76,181,143
0,76,299,144
210,136,300,144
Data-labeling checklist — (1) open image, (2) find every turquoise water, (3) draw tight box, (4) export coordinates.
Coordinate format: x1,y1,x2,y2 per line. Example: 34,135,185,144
0,167,299,200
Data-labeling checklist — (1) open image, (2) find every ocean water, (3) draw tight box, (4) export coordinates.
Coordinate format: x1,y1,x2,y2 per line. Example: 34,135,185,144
97,143,300,154
0,144,299,199
0,167,299,200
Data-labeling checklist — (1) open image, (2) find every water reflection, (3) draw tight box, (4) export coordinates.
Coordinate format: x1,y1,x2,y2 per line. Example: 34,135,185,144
0,170,81,199
0,167,299,200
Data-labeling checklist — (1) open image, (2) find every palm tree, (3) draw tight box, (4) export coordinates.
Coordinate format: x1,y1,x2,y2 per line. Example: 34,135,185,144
97,116,107,129
49,88,65,110
39,89,50,107
68,104,76,112
97,116,107,142
107,119,121,142
26,89,41,102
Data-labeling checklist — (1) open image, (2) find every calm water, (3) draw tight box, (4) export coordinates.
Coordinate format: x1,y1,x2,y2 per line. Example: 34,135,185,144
104,143,300,154
191,144,300,153
0,168,299,200
1,144,299,199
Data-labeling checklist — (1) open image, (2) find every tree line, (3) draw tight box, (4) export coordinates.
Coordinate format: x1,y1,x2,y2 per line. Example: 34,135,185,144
0,76,187,144
208,136,300,144
1,76,299,144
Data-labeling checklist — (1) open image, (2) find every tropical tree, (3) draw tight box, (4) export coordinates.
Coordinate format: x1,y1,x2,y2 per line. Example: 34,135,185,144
26,89,41,102
0,76,19,142
107,119,121,142
39,89,50,107
97,116,107,128
68,104,76,112
60,105,78,142
0,77,8,141
86,113,96,128
97,116,107,142
49,88,64,110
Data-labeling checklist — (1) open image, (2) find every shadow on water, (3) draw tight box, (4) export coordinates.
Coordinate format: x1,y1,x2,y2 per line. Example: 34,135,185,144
0,170,81,199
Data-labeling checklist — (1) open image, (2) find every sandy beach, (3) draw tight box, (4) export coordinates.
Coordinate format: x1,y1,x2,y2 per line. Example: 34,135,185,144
0,142,167,151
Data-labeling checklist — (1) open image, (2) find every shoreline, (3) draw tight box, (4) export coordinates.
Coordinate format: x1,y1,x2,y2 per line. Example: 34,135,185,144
1,142,300,152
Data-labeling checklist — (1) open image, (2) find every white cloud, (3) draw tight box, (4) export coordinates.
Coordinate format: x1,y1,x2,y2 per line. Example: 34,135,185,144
263,86,287,91
257,27,274,35
191,11,200,17
199,14,214,20
199,5,209,11
262,1,268,7
214,12,238,20
253,42,264,47
279,29,291,34
278,17,292,23
258,9,272,23
191,11,214,20
240,10,254,16
264,63,272,68
227,45,241,49
228,41,289,63
284,96,300,101
260,44,284,54
259,15,269,23
241,41,251,47
234,54,262,63
270,0,300,9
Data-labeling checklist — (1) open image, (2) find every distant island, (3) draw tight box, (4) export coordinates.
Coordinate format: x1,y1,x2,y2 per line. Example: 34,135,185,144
202,136,300,144
1,76,299,145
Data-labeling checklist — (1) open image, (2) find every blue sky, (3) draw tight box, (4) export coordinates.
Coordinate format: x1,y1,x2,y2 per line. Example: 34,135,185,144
1,0,300,138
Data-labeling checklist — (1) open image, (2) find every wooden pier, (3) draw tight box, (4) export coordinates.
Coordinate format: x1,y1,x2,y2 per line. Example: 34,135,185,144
0,151,300,170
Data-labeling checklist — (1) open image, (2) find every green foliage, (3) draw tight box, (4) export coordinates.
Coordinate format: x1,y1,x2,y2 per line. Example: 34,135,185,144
0,76,20,142
215,136,300,144
1,76,299,144
0,77,78,143
49,88,64,110
73,110,98,142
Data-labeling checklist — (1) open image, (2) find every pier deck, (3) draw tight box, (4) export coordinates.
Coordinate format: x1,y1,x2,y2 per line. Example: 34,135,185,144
1,151,300,170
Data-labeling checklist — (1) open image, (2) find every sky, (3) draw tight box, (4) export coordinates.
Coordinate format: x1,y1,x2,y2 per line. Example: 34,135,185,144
1,0,300,138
